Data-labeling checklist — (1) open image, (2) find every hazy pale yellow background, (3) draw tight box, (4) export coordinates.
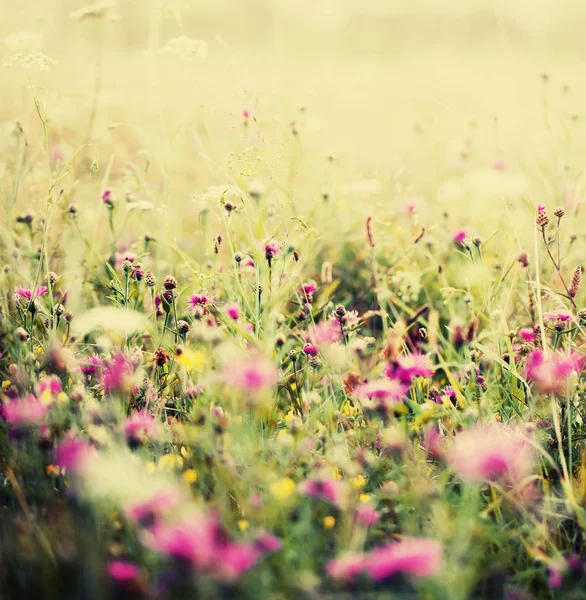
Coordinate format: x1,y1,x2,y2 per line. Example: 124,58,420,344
1,1,586,208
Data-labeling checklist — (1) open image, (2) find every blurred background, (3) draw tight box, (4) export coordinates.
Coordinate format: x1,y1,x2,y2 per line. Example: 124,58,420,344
1,0,585,210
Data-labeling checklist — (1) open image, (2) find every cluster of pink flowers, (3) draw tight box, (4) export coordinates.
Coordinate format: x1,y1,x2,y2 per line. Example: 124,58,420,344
354,378,408,410
525,349,585,395
449,424,534,486
327,537,443,583
150,511,280,582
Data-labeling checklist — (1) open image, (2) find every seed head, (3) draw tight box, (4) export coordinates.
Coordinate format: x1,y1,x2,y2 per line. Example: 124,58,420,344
15,327,29,342
163,275,177,291
554,206,566,219
45,271,58,286
569,266,582,298
536,205,549,228
517,253,529,268
145,271,156,288
234,252,243,264
334,304,347,320
176,320,190,335
154,347,170,367
55,303,65,316
64,312,73,323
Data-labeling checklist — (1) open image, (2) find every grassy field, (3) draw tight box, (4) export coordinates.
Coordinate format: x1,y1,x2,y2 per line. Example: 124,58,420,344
2,2,586,599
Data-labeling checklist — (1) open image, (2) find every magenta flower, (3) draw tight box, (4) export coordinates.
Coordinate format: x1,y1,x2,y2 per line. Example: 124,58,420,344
224,302,241,321
222,354,278,393
15,286,47,300
53,437,95,473
123,410,159,446
80,353,101,376
253,532,283,553
187,291,214,312
518,328,535,342
525,349,585,395
107,560,141,583
302,343,319,357
101,352,136,394
365,537,443,581
452,230,468,244
449,424,534,485
298,478,345,506
386,353,434,384
264,242,281,262
543,310,575,323
2,395,49,428
38,375,62,396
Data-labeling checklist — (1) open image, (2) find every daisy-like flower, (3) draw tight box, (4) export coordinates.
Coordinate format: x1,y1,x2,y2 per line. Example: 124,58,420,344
187,291,215,312
525,349,585,395
449,424,534,486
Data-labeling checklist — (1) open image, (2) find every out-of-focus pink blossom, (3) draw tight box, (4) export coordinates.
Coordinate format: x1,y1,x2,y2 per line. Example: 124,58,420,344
107,560,141,583
449,424,534,486
38,375,62,396
222,354,278,393
53,437,95,473
355,504,379,527
123,410,159,446
385,353,434,384
366,537,443,581
298,478,346,506
126,488,182,527
326,553,366,582
2,395,49,427
525,349,585,395
519,328,535,342
224,302,241,321
307,321,343,346
452,230,468,245
102,352,135,394
355,379,408,405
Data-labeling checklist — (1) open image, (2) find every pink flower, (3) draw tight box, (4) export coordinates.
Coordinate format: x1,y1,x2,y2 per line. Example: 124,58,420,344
302,343,319,357
80,353,101,376
298,478,345,506
222,354,278,393
53,437,95,473
449,425,534,485
355,504,379,527
386,353,434,384
126,488,182,527
224,302,241,321
265,242,281,262
326,553,367,582
366,537,443,581
123,410,159,446
107,560,141,583
543,310,575,323
101,189,113,205
187,291,214,312
452,230,468,244
115,252,137,268
525,349,585,395
519,328,535,342
15,286,47,299
38,375,62,396
217,542,262,582
2,395,48,427
355,379,408,406
102,352,135,394
254,533,283,553
307,321,343,346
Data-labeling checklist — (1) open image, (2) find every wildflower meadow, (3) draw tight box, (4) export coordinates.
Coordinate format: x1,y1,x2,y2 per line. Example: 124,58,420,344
2,1,586,598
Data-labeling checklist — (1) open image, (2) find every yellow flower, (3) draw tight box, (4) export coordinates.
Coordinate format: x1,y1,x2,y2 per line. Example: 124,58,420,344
2,380,11,390
332,468,343,480
359,493,371,503
270,477,296,501
183,469,198,484
350,475,366,490
323,516,336,529
237,519,249,532
175,349,205,372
